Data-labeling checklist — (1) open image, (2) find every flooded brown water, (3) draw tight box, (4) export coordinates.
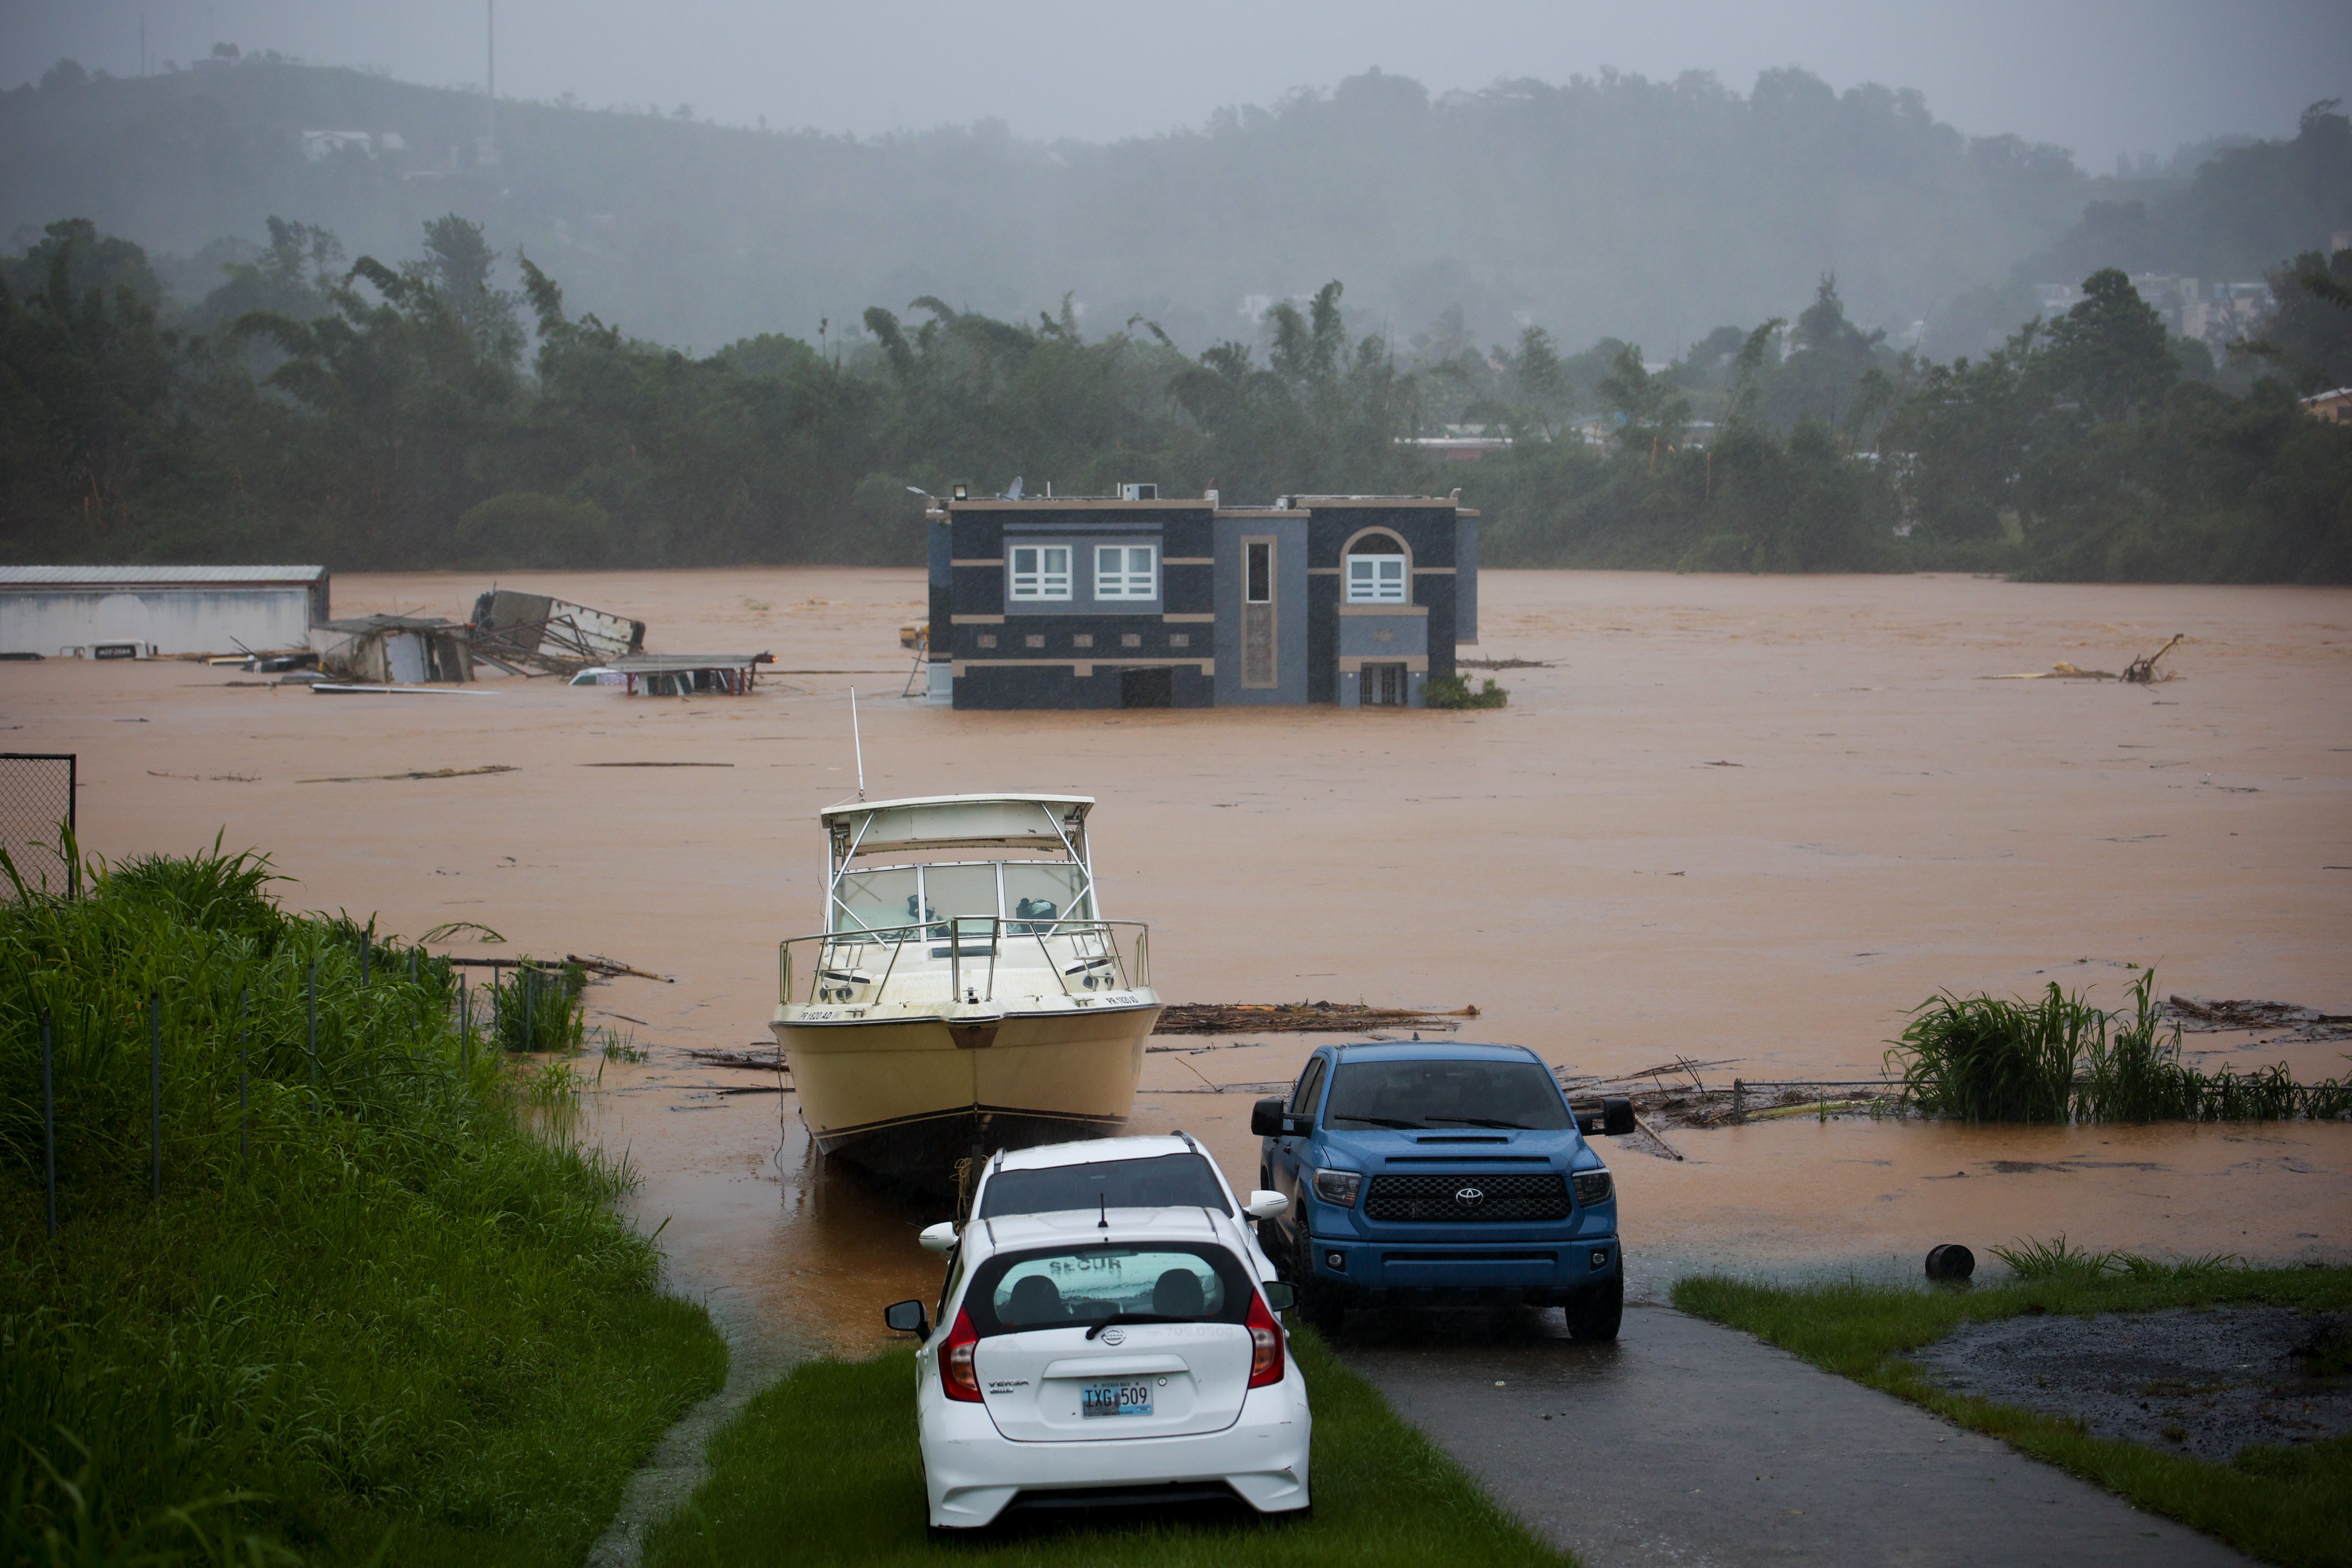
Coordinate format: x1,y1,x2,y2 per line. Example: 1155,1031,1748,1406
11,567,2349,1365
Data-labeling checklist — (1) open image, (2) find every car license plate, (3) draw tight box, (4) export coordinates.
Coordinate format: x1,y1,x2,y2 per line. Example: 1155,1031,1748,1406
1080,1380,1154,1418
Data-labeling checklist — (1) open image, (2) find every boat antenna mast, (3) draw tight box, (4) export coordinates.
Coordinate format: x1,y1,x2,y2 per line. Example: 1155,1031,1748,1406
850,687,866,801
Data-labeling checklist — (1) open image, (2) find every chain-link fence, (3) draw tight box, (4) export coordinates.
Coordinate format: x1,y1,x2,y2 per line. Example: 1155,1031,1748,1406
0,752,77,897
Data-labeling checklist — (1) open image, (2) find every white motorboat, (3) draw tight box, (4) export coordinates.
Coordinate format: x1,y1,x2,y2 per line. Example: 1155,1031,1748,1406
770,794,1161,1190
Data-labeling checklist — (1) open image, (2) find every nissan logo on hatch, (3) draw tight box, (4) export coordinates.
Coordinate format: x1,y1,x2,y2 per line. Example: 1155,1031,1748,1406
1454,1185,1485,1207
1101,1327,1125,1346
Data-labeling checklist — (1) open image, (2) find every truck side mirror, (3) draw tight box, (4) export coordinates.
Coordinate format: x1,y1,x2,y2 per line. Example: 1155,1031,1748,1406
882,1299,930,1337
1602,1096,1635,1137
1250,1097,1288,1137
918,1221,959,1252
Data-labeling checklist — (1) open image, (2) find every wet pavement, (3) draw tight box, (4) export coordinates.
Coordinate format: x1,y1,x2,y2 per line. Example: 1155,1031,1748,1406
1343,1305,2253,1567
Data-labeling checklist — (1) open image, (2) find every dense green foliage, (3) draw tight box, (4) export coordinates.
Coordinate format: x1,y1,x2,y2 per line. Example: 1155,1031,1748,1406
1885,971,2352,1124
640,1331,1570,1568
1,845,726,1565
1674,1262,2352,1568
3,204,2348,580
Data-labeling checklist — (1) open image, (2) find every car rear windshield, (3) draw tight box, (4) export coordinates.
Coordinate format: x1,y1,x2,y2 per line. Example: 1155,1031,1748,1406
964,1242,1253,1336
977,1152,1231,1218
1323,1059,1572,1131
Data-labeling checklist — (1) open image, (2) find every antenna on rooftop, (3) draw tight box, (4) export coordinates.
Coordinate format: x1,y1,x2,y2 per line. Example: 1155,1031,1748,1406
850,688,867,801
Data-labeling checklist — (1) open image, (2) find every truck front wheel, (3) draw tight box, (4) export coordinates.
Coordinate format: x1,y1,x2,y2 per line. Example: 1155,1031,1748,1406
1289,1235,1347,1338
1563,1270,1623,1342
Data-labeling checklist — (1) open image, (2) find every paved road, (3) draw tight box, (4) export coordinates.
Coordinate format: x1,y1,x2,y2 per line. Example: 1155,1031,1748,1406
1341,1304,2251,1568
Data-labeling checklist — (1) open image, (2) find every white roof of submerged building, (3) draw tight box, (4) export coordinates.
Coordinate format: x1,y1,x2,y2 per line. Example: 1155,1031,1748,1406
0,566,328,586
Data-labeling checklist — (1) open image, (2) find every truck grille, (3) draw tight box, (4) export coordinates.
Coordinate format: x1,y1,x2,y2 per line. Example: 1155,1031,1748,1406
1363,1173,1571,1222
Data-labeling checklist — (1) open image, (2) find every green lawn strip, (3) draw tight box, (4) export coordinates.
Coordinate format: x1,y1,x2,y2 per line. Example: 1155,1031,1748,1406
1672,1267,2352,1568
3,848,728,1565
642,1329,1575,1568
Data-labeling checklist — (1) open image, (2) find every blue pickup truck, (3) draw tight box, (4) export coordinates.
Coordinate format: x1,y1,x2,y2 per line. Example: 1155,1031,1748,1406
1251,1041,1632,1338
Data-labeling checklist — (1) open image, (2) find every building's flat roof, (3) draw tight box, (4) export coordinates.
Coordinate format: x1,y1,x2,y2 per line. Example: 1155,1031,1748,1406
0,565,328,586
608,654,770,671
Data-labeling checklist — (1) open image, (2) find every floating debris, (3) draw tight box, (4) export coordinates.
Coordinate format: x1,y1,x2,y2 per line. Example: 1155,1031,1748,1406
1152,1001,1478,1035
298,765,516,783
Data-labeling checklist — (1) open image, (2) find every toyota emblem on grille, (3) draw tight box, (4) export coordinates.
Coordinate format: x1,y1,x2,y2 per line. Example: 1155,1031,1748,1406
1454,1185,1485,1207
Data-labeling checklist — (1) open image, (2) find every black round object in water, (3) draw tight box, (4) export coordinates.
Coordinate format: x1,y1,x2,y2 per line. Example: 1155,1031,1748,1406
1924,1243,1975,1281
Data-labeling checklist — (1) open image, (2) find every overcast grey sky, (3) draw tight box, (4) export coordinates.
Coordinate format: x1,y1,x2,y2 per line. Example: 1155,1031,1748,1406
4,0,2343,169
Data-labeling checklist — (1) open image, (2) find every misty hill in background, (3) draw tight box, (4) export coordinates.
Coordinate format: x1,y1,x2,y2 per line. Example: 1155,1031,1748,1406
5,55,2130,356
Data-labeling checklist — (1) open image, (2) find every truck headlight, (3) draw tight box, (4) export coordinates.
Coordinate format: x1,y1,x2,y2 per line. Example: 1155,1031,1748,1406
1572,1170,1613,1206
1311,1168,1363,1207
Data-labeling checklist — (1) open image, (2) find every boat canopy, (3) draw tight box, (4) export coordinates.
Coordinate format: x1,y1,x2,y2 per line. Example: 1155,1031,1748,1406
823,794,1093,864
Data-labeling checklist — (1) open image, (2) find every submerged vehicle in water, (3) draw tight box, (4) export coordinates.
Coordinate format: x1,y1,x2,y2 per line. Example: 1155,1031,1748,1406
771,793,1161,1190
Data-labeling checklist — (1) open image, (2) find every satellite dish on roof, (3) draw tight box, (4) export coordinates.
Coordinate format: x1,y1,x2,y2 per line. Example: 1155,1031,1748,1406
1005,475,1024,501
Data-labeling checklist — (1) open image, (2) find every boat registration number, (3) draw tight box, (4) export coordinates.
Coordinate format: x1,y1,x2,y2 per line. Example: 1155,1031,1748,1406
1080,1381,1154,1418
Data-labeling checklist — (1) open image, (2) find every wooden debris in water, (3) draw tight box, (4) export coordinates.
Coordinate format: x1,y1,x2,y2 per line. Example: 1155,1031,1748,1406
1152,1001,1478,1035
567,952,675,982
298,765,516,783
685,1046,788,1071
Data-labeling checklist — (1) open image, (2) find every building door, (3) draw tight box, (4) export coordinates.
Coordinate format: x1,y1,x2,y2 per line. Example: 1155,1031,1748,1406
1242,537,1277,688
1363,662,1407,706
1119,667,1173,707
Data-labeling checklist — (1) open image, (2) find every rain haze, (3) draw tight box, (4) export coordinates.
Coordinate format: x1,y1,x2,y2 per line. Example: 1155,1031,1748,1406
3,0,2344,167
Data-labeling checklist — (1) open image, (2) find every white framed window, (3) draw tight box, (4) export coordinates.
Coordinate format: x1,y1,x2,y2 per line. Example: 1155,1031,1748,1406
1008,545,1070,600
1095,544,1158,600
1346,554,1408,603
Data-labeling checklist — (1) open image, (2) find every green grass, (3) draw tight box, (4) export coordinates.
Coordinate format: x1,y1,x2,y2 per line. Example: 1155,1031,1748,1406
3,842,727,1566
1887,969,2352,1124
640,1329,1574,1568
1672,1258,2352,1568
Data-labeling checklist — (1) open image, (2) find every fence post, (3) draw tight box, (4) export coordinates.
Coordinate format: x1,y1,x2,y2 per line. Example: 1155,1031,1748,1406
526,966,538,1051
238,986,250,1169
461,983,472,1075
361,928,370,987
307,957,319,1117
150,993,162,1201
1732,1078,1746,1126
41,1014,57,1239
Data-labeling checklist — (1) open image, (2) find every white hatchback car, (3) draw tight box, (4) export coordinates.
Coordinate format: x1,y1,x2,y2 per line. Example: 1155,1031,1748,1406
885,1142,1311,1529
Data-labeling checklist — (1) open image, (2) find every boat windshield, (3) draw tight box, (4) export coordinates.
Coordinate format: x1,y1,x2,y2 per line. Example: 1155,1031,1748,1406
978,1153,1232,1219
830,861,1093,935
1322,1060,1573,1131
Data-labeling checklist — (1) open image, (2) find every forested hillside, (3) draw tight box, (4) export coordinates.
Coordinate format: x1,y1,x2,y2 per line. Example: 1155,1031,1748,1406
2,56,2107,354
4,199,2347,585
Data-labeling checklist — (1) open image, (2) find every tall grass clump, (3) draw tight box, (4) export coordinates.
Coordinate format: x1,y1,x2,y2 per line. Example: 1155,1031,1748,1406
1889,970,2351,1125
1,842,725,1567
488,961,587,1055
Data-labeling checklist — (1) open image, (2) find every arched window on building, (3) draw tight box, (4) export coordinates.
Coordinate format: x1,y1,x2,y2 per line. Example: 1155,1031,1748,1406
1344,530,1409,603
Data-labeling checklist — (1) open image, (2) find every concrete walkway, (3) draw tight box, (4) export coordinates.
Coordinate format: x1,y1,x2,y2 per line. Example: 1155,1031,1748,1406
1341,1305,2252,1568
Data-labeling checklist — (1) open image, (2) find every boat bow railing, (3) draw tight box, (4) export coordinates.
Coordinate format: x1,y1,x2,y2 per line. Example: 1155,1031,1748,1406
779,919,1150,1007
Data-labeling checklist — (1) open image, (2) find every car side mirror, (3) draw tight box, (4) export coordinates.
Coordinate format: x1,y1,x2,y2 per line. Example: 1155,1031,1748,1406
1262,1281,1297,1313
1250,1097,1289,1137
918,1221,959,1252
1574,1096,1638,1136
883,1299,930,1337
1242,1189,1289,1220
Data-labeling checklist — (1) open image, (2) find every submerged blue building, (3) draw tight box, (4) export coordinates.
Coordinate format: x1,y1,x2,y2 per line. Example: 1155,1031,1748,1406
927,486,1478,709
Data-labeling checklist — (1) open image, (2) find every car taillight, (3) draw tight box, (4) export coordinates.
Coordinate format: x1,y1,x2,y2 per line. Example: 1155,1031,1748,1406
1246,1289,1285,1389
940,1307,982,1403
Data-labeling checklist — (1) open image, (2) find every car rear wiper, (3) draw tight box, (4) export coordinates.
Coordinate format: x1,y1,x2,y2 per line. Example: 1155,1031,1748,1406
1331,1115,1422,1129
1082,1312,1187,1340
1425,1116,1535,1130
